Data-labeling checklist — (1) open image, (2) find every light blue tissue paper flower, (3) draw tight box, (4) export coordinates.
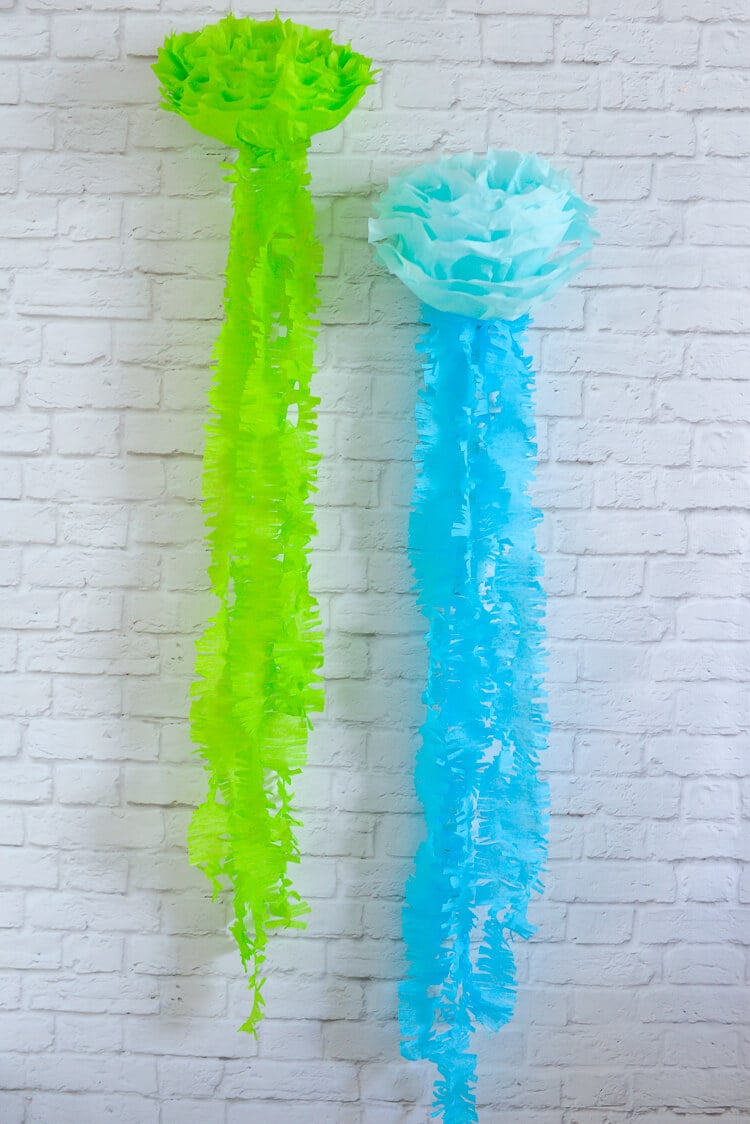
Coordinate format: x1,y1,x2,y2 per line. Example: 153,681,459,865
369,149,595,321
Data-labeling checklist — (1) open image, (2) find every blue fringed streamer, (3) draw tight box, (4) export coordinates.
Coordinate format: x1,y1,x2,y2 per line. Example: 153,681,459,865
402,307,550,1123
369,149,596,1122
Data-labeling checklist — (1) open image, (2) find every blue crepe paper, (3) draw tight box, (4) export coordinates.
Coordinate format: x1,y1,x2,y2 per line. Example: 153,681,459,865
403,309,549,1122
369,151,596,1123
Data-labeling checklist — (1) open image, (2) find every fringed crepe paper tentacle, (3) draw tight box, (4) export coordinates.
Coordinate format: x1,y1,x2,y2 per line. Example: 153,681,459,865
154,15,374,1034
370,151,596,1121
404,310,550,1122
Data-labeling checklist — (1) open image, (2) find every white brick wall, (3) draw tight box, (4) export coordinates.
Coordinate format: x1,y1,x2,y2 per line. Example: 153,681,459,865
2,0,749,1120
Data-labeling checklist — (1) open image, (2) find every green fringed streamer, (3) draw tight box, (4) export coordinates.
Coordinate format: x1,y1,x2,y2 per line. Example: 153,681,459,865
154,15,375,1034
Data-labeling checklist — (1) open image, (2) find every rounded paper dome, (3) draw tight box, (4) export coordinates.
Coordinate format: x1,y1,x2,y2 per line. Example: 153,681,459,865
154,14,375,152
369,150,596,322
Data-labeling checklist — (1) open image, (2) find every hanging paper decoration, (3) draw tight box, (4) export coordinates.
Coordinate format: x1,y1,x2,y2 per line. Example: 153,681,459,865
370,151,595,1122
154,15,374,1034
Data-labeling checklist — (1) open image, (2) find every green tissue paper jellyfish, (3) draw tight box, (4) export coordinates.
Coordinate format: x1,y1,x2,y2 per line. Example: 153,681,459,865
154,14,375,1033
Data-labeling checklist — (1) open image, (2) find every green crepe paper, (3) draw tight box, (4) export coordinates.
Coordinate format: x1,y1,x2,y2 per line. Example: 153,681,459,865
154,15,374,1034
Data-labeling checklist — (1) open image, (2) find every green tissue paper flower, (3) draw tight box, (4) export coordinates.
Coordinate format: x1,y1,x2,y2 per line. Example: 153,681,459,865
154,15,374,1034
155,12,376,150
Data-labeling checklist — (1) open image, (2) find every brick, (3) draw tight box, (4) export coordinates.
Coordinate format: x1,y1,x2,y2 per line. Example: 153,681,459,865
487,112,558,155
665,1027,740,1069
0,17,48,58
664,0,750,14
161,1103,227,1124
647,732,742,777
0,1013,53,1051
352,110,487,157
0,464,22,501
26,460,163,503
463,68,597,111
555,421,690,465
27,809,163,849
28,890,160,934
544,333,683,378
559,20,698,65
123,765,205,807
53,16,120,59
687,337,750,380
658,469,750,509
51,676,121,719
60,850,127,892
338,18,480,63
0,108,54,149
676,684,748,733
0,503,56,545
554,512,687,555
24,545,160,589
483,19,554,62
659,160,750,202
652,641,750,681
27,1096,158,1124
527,1022,660,1062
695,507,750,556
57,109,128,155
15,272,151,319
548,861,675,903
563,113,695,156
56,1014,123,1054
633,1069,750,1110
24,62,156,106
561,1069,629,1108
0,932,60,967
54,413,120,456
124,413,204,456
0,64,18,102
44,322,110,365
124,1014,257,1057
3,202,55,239
650,559,742,598
27,366,158,410
454,0,586,9
669,71,750,110
58,198,121,241
62,934,124,974
584,159,652,201
567,906,635,945
699,114,750,156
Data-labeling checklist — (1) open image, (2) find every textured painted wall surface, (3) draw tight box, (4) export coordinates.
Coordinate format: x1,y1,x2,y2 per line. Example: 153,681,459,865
2,0,750,1121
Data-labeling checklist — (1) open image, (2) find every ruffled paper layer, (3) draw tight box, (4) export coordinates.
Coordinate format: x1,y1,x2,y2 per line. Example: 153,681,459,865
370,150,595,321
154,13,375,150
402,310,550,1122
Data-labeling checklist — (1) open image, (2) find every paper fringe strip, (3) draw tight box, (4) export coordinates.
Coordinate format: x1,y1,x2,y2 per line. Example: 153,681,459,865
404,310,549,1122
370,152,595,1122
154,15,374,1034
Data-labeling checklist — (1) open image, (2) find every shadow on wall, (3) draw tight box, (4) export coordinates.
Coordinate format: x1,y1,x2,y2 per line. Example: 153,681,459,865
97,107,250,1045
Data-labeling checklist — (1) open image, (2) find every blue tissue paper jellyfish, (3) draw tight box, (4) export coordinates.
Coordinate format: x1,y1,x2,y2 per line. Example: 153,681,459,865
369,150,596,1123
